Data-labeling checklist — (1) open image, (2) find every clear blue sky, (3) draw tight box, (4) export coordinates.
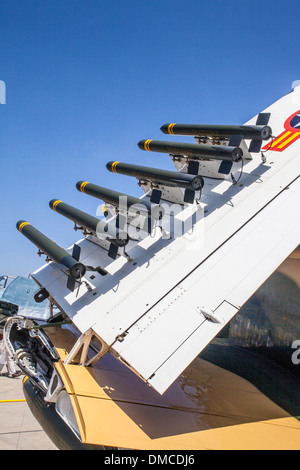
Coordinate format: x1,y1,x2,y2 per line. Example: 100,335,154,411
1,0,299,277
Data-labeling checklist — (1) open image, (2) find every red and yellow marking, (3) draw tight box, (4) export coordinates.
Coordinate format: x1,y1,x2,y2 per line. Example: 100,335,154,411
265,130,300,152
262,110,300,152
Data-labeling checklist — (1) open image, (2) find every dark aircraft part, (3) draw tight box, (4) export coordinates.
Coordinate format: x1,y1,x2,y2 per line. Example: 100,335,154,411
49,199,129,258
0,299,18,317
23,378,113,450
0,299,18,330
160,123,272,141
249,112,272,152
106,160,205,204
4,316,59,393
67,243,108,290
106,161,204,191
138,139,243,162
50,199,103,233
34,287,49,303
16,221,86,280
76,181,164,221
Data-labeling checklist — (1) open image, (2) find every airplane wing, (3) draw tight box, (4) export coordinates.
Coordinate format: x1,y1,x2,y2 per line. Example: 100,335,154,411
26,87,300,395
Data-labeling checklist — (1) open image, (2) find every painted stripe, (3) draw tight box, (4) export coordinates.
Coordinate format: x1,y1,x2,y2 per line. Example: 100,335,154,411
168,123,176,134
18,222,30,232
111,161,119,173
23,376,29,384
270,131,291,149
52,200,62,211
144,139,152,151
0,399,26,403
80,181,89,193
277,131,300,149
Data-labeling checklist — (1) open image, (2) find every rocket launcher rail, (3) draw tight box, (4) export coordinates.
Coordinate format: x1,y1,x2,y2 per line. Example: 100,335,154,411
76,181,164,221
49,199,129,247
106,160,205,204
106,161,204,191
160,123,272,140
138,139,243,162
16,220,86,280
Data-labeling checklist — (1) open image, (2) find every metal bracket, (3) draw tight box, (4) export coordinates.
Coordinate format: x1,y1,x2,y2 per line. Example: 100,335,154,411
64,328,109,366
